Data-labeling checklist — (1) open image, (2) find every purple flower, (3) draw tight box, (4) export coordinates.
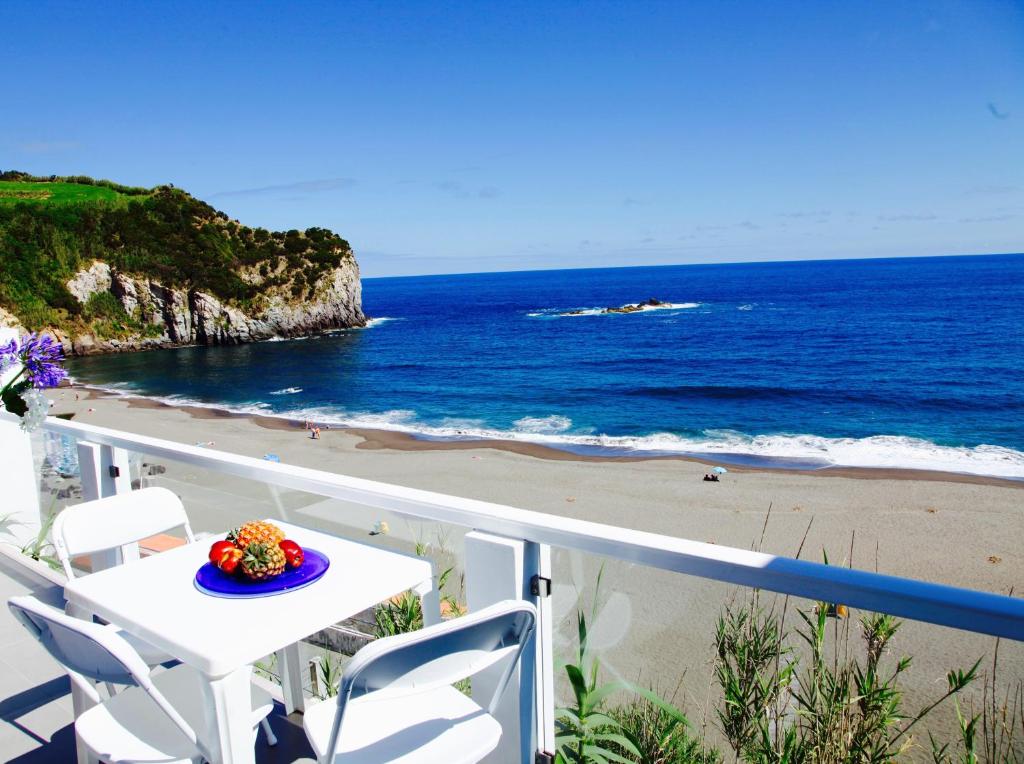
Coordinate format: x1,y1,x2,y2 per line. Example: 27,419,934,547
19,333,67,389
0,338,17,375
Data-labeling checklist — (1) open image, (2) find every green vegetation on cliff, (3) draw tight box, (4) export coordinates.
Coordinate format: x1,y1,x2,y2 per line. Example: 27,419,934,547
0,171,353,332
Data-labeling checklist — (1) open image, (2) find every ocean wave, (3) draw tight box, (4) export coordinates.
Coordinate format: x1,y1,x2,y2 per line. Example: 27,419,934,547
513,415,573,434
85,385,275,417
346,415,1024,478
528,302,700,318
265,404,1024,478
263,335,311,343
270,387,303,396
364,317,400,328
78,385,1024,479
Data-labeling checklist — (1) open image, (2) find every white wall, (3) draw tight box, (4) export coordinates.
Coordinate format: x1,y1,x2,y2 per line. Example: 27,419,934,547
0,327,42,547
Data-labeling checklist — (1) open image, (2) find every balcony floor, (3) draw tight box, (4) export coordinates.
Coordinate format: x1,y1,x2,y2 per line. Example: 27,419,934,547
0,557,314,763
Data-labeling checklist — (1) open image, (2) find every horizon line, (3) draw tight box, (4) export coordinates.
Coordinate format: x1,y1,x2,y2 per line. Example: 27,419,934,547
361,249,1024,281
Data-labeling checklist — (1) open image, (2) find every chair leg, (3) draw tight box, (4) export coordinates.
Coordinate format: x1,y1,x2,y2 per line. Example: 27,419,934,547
261,718,278,747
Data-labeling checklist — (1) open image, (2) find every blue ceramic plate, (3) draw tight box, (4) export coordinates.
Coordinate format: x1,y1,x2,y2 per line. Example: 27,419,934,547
194,548,330,598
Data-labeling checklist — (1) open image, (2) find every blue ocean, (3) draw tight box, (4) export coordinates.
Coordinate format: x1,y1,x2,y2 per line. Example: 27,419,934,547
68,254,1024,478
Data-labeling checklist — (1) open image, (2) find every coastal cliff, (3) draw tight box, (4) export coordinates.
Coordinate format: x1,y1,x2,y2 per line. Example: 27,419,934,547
62,257,364,354
0,171,366,354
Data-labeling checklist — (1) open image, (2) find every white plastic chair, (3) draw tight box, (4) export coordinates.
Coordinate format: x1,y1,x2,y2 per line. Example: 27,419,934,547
52,487,196,668
52,487,196,580
301,599,538,764
9,593,275,764
52,486,278,745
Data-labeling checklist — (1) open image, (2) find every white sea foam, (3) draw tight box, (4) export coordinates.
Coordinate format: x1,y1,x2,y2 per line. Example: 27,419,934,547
738,304,754,311
89,380,140,392
364,317,400,328
266,408,1024,478
528,302,700,318
79,384,1024,479
294,417,1024,479
270,387,303,396
513,415,573,434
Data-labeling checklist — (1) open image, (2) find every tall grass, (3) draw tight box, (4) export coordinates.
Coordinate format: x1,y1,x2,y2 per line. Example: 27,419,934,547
553,506,1009,763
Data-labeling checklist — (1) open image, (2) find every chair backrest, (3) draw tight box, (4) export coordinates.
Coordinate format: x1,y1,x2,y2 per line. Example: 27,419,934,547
325,599,537,760
52,487,195,578
8,594,204,756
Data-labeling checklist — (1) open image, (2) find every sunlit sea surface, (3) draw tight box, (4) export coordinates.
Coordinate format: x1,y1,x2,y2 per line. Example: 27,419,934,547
69,254,1024,479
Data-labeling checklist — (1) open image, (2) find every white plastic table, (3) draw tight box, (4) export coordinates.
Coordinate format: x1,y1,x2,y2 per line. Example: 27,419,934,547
64,521,436,764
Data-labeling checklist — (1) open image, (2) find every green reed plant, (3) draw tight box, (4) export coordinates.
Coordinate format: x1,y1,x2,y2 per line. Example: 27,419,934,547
611,685,721,764
374,590,424,637
712,589,981,763
315,651,343,699
555,568,641,764
21,502,61,571
714,595,791,759
931,635,1024,764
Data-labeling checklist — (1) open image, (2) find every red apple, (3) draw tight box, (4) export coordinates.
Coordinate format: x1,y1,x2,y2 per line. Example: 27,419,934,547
279,539,304,568
209,540,234,565
218,547,244,575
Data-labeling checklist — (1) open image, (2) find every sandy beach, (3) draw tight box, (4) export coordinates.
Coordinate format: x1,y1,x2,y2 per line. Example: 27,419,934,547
43,386,1024,751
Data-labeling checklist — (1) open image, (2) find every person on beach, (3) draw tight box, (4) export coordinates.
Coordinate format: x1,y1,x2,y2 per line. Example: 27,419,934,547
311,426,320,440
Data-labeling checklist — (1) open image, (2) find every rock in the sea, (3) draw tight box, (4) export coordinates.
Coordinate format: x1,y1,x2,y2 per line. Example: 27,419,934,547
604,297,668,314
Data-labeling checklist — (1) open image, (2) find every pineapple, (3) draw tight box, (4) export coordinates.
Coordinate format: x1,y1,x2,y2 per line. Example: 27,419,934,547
240,542,287,581
229,521,285,550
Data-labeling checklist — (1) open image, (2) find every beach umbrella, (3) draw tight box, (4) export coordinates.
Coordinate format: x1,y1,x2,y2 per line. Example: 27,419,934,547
712,466,728,474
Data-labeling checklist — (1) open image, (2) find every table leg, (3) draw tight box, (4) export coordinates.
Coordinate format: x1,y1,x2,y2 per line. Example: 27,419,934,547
199,665,257,764
414,573,442,627
278,644,306,714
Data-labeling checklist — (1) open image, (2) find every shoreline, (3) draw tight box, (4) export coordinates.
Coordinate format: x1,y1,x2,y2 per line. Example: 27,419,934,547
80,385,1024,489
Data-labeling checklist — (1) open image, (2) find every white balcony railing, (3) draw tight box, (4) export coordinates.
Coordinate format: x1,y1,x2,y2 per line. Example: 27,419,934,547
16,415,1024,762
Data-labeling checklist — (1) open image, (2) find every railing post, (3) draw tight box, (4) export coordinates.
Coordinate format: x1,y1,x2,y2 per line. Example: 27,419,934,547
77,442,132,570
525,541,555,760
466,532,533,764
77,442,130,502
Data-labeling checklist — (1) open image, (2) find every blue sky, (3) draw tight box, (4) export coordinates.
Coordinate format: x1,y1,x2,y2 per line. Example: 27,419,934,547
2,1,1021,277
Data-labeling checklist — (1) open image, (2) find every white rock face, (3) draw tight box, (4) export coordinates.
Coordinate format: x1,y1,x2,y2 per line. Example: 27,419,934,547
66,261,112,304
0,306,24,331
65,258,366,354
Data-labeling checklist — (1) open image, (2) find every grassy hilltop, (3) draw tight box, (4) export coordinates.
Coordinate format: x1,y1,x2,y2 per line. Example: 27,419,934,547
0,171,354,336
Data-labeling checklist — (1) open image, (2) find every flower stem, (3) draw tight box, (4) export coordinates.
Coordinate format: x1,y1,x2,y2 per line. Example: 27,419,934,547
0,367,26,399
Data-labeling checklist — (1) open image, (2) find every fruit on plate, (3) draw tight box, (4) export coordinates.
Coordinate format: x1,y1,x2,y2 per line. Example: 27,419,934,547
209,540,235,565
240,542,287,581
228,521,285,550
279,539,304,568
217,547,244,575
209,541,244,575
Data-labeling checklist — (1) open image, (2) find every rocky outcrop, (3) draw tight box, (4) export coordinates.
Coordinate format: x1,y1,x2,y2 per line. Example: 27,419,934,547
604,298,670,314
64,259,366,355
0,306,24,332
66,261,113,303
561,298,673,316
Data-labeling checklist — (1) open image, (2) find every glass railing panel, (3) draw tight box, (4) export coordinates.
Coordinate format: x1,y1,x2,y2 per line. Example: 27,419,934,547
549,546,1024,763
31,429,84,515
